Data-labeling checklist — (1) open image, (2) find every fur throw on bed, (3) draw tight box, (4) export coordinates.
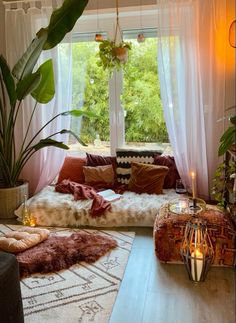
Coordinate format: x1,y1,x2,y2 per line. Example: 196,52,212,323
16,232,117,277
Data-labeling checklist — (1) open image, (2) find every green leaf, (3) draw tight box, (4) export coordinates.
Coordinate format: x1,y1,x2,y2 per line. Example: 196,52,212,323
37,0,88,50
0,55,17,106
12,31,48,81
218,125,235,156
61,109,95,118
230,115,236,125
16,71,41,100
220,126,235,142
32,138,69,151
31,59,55,103
60,129,87,146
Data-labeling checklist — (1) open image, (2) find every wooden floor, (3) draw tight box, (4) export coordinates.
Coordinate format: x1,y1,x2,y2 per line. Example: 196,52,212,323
109,227,236,323
0,220,235,323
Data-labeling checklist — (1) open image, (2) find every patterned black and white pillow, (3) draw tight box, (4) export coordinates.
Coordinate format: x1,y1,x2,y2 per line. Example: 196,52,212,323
116,149,162,184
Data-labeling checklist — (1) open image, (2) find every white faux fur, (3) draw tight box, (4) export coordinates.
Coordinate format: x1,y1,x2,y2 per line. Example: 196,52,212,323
15,186,182,227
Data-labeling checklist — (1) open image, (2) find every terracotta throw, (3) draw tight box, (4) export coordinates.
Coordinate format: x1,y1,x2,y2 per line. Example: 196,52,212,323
55,179,111,217
16,232,117,277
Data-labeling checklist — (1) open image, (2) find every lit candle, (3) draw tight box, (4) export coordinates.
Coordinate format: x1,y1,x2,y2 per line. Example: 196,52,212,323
191,249,203,282
191,172,196,199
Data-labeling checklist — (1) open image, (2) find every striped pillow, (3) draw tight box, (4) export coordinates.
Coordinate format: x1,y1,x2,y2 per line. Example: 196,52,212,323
116,149,162,184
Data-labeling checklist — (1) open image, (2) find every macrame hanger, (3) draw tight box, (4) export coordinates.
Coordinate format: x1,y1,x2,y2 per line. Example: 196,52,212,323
114,0,122,44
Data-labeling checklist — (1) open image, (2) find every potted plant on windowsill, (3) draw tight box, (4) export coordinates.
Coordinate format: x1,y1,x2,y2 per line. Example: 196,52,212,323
0,0,89,218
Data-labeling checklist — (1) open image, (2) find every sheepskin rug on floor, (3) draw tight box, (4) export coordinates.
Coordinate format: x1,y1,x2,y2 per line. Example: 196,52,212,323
0,225,135,323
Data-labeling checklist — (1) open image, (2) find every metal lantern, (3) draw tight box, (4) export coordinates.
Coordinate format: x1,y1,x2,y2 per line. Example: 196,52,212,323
180,218,214,282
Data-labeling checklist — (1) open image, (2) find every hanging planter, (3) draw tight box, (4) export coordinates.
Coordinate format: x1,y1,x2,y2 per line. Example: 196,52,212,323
97,0,131,75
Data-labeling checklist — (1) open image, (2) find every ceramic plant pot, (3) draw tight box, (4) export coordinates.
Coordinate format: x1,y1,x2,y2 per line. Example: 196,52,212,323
0,181,28,218
114,47,129,63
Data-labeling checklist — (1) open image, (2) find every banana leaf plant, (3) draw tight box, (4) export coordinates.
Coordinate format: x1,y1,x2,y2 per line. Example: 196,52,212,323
0,0,89,188
218,106,236,156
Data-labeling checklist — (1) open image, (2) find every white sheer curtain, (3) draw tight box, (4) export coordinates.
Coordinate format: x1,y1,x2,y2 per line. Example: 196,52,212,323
4,0,72,195
156,0,226,199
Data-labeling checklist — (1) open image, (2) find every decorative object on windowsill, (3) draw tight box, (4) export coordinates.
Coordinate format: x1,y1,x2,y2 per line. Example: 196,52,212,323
137,0,145,43
229,20,236,48
137,33,145,43
95,33,104,42
180,218,214,282
94,0,103,42
97,0,131,75
0,0,90,218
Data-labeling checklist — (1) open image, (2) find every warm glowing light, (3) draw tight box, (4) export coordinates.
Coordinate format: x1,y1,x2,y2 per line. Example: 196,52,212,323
191,248,203,282
191,172,196,199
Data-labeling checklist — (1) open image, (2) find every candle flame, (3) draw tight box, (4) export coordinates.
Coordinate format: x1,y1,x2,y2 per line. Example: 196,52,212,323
191,172,195,179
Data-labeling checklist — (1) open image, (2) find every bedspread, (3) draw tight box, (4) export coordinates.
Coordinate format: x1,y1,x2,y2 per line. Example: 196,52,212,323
15,186,182,227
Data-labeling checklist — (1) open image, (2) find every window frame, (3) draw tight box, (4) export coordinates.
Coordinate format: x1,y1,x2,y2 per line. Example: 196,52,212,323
71,6,160,155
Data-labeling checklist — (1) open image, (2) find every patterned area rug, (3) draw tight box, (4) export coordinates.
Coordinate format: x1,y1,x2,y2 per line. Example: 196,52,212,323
0,225,135,323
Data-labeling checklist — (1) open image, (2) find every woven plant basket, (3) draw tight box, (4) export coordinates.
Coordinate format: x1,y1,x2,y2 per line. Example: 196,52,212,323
0,181,28,219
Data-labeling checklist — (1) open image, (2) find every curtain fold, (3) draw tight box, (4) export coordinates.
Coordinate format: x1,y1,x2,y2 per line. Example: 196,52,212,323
4,0,72,195
156,0,226,199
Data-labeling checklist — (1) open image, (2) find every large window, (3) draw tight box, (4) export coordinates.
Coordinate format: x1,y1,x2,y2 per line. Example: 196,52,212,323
67,8,171,156
122,30,168,150
69,35,110,155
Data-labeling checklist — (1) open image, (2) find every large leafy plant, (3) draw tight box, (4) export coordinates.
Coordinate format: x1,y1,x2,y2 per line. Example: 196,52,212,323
218,106,236,156
211,106,236,208
0,0,89,188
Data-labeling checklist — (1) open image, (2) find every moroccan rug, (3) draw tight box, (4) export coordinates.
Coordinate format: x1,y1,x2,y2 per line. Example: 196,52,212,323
0,224,135,323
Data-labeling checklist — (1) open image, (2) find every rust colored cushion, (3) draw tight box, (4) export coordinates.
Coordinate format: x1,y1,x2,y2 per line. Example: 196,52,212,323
57,156,87,184
128,162,169,194
154,155,180,189
83,164,115,185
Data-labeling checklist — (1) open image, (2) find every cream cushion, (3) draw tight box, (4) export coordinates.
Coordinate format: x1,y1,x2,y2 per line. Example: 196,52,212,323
0,227,50,253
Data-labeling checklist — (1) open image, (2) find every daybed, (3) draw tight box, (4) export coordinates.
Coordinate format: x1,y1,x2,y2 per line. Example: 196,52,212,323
15,185,180,227
15,150,182,228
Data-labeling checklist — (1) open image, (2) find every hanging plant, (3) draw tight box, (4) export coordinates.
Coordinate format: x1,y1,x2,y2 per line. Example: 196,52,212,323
97,40,131,73
97,0,131,75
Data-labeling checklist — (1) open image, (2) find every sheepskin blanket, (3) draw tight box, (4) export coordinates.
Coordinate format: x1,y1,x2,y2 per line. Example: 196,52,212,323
15,185,183,227
16,232,117,277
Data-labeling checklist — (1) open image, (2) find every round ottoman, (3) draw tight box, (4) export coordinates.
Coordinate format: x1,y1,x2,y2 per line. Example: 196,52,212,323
154,204,236,266
0,252,24,323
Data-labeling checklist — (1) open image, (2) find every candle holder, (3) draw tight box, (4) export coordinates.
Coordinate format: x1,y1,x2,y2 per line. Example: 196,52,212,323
188,197,206,215
180,218,214,282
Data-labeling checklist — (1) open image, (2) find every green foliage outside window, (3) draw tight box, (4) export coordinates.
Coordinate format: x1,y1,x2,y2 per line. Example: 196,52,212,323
70,37,169,144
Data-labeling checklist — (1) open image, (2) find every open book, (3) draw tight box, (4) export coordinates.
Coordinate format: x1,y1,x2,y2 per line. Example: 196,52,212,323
97,189,122,202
